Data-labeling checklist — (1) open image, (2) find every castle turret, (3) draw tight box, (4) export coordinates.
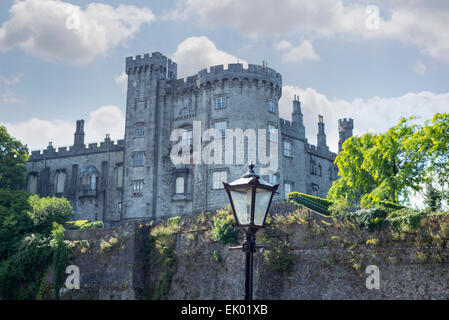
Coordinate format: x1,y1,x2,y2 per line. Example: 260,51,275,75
338,118,354,153
74,120,85,147
292,95,306,139
317,115,328,151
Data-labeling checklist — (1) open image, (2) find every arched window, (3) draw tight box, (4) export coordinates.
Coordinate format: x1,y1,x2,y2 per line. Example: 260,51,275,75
318,164,322,176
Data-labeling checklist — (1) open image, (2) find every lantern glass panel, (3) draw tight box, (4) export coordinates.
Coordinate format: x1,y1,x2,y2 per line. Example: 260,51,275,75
254,188,272,226
230,188,253,225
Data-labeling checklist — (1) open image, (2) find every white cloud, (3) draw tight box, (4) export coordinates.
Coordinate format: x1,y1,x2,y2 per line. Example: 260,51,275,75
278,40,320,64
175,0,449,64
114,71,128,92
413,60,427,75
1,105,125,151
0,0,155,65
280,85,449,153
0,73,23,104
274,40,293,51
172,36,248,78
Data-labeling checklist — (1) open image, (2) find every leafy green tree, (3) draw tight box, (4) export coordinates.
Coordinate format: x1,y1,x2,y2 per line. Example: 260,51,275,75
423,181,442,213
0,189,34,260
0,126,29,190
27,195,74,235
328,117,426,206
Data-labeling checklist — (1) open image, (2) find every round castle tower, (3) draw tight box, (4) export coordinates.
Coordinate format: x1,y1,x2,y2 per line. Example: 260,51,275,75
123,52,284,218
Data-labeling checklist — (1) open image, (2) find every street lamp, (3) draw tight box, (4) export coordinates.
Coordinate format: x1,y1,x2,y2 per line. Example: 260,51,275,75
223,164,279,300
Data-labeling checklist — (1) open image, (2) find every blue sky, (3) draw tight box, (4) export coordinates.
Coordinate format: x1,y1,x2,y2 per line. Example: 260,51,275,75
0,0,448,155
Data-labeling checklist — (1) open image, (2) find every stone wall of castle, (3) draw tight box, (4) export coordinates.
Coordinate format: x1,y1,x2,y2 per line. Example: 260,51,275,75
41,212,449,300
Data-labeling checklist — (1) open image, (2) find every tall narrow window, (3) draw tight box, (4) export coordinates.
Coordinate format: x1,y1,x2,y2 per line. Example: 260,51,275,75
175,177,185,194
27,174,38,194
212,171,227,189
132,180,144,196
214,121,227,138
90,174,96,190
284,182,292,198
215,96,227,109
268,174,277,185
133,151,144,167
283,141,292,157
135,124,144,138
55,170,66,194
268,100,276,113
268,124,277,142
116,164,123,188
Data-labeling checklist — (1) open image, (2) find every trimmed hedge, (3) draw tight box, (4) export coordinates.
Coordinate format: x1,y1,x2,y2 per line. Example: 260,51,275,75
287,192,333,215
64,220,104,230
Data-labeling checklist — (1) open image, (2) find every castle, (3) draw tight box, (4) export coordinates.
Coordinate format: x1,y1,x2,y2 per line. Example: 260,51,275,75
25,52,354,225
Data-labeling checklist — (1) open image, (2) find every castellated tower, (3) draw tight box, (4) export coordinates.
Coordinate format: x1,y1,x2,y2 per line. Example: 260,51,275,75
123,52,282,218
338,118,354,153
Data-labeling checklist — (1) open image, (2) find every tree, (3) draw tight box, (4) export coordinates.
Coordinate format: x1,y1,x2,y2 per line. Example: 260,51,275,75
0,126,29,190
328,117,426,206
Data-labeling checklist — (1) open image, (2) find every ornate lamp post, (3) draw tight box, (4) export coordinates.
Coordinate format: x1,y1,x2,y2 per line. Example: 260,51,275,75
223,164,278,300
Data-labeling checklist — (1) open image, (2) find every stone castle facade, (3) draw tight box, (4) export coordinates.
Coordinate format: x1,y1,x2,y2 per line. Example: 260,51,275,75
25,52,354,224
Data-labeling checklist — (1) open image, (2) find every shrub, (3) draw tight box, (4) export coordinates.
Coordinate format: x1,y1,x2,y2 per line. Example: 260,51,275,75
263,239,295,273
0,189,34,260
27,195,74,235
386,209,425,232
65,220,103,230
288,192,333,215
339,208,389,232
0,233,52,299
208,206,239,245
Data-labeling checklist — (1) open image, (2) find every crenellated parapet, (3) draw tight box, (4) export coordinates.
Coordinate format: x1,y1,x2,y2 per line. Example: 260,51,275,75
29,139,125,162
126,52,177,80
305,142,337,161
280,118,306,140
166,63,282,95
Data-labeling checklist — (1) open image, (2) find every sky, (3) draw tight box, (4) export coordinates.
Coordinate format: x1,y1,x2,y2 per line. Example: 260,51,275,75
0,0,448,157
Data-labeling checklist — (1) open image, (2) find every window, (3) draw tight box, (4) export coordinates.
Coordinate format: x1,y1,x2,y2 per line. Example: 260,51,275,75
284,182,292,198
268,174,277,185
215,96,227,109
212,171,227,189
181,129,193,146
175,177,185,194
135,124,144,138
132,180,144,196
214,121,227,138
117,202,122,213
27,174,38,194
311,183,319,196
268,100,276,113
268,124,277,142
328,166,333,180
133,151,144,167
310,159,317,175
180,107,190,116
55,170,66,194
116,164,123,188
80,166,98,192
318,164,322,176
283,141,292,157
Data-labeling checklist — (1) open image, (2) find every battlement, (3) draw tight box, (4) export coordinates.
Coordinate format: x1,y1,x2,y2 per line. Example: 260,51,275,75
167,63,282,94
126,52,177,79
29,139,125,161
305,142,336,160
338,118,354,129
